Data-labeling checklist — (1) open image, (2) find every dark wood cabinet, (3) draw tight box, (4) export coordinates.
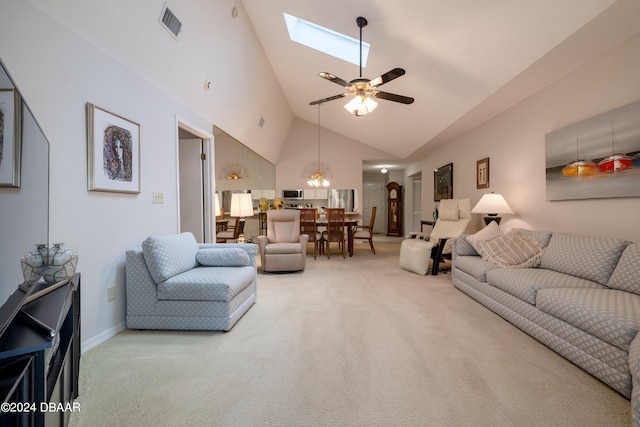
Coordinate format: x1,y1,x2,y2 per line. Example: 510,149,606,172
0,274,80,427
386,182,403,237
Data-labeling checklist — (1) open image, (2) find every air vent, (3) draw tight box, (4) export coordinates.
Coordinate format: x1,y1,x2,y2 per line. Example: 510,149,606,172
159,5,182,38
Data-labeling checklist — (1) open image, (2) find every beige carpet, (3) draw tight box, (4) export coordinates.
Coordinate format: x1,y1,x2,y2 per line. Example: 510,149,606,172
70,237,631,427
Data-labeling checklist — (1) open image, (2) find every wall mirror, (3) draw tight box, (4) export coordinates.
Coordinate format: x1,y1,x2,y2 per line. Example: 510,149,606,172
0,57,50,305
214,126,275,212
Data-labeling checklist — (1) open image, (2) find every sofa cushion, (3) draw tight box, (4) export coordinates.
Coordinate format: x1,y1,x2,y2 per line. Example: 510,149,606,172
477,231,544,268
197,248,250,267
157,266,255,302
454,255,498,282
439,208,459,221
511,228,553,248
263,242,305,255
142,232,199,284
537,287,640,351
539,233,629,285
607,243,640,295
466,221,503,253
486,268,604,305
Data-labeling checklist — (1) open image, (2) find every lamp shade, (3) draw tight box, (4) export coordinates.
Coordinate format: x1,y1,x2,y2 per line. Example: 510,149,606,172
230,193,254,218
471,193,514,215
214,193,221,217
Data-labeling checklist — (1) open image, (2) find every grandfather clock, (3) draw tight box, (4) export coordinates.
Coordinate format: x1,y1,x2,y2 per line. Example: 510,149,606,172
386,182,403,236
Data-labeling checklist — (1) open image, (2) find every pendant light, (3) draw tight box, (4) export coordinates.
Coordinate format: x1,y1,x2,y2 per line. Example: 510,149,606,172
307,104,330,187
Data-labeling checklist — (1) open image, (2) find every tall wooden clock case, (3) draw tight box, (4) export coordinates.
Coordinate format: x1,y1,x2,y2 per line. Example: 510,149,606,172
386,181,403,236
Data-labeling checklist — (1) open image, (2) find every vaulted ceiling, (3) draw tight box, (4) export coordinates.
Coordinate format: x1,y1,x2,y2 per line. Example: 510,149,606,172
241,0,624,168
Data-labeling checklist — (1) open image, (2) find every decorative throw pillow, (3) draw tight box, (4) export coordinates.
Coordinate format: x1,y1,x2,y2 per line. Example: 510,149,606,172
466,221,503,253
477,231,544,268
438,209,459,221
197,248,251,267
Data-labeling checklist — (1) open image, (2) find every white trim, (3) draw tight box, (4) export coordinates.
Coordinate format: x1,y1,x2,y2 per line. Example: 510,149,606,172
175,115,216,243
81,321,126,354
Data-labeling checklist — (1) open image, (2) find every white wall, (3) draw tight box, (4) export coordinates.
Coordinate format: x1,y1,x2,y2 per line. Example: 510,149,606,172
276,117,396,213
24,0,294,164
406,31,640,242
0,0,291,350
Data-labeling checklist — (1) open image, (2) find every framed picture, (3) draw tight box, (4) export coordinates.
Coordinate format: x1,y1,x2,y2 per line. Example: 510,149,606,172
476,157,489,189
434,162,453,201
545,99,640,201
87,103,140,193
0,89,22,187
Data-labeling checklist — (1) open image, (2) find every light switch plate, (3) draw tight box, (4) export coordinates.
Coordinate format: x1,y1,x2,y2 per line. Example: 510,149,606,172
152,192,164,204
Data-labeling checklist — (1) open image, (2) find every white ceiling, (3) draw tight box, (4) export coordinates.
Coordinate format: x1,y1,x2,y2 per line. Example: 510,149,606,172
240,0,620,170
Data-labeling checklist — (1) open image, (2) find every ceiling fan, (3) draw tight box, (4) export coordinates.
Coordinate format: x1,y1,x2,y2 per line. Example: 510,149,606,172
309,16,414,116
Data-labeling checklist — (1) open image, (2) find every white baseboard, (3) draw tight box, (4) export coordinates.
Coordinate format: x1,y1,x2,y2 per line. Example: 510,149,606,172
81,321,127,354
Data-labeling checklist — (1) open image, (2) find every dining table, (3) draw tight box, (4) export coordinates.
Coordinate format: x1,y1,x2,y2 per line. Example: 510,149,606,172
315,219,359,257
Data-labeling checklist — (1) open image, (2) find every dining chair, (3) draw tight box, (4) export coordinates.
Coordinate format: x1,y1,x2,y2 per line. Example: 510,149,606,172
322,208,345,259
299,208,322,259
353,206,376,254
216,217,240,243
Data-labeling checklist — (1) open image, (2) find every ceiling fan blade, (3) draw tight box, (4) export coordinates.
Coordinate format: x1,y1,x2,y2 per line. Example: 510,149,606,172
309,93,348,105
372,91,415,104
369,68,406,87
318,72,351,88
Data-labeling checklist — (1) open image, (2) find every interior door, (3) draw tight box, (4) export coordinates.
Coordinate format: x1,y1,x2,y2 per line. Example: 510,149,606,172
362,182,385,233
412,177,422,232
179,138,204,242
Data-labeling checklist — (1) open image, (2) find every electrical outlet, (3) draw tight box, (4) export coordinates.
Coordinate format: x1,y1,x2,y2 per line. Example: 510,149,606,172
152,192,164,204
107,286,116,302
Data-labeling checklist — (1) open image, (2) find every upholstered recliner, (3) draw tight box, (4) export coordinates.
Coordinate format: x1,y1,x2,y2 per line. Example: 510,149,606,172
257,209,309,272
399,198,473,275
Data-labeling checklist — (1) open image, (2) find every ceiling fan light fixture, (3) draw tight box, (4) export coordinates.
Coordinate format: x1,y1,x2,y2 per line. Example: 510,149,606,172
344,95,377,116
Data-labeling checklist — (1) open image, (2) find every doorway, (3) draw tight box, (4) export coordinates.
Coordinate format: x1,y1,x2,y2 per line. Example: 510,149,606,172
176,118,215,243
362,182,386,234
410,173,422,232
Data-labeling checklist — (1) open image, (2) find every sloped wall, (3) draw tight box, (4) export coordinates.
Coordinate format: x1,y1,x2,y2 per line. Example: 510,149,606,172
408,32,640,241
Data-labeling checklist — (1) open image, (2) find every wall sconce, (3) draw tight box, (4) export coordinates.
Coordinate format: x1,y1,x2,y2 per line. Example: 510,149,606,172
471,192,514,225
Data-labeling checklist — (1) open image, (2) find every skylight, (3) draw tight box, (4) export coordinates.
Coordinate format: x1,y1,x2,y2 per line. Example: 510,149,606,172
284,13,369,67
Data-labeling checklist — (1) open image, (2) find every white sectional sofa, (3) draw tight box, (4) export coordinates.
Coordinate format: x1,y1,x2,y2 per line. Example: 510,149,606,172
451,227,640,426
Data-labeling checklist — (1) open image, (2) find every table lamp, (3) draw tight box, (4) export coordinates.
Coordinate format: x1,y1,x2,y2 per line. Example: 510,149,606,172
230,193,254,242
471,192,513,225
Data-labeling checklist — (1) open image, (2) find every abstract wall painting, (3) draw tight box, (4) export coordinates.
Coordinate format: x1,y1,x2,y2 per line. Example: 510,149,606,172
545,99,640,201
87,103,140,193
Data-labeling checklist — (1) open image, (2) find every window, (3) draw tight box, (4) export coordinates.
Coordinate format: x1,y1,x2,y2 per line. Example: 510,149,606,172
284,13,369,67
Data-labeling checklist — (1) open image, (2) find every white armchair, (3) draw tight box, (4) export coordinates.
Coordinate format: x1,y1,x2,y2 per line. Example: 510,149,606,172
256,209,309,272
399,199,473,275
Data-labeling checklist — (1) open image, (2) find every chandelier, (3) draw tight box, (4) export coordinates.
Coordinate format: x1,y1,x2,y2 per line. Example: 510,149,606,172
307,104,330,187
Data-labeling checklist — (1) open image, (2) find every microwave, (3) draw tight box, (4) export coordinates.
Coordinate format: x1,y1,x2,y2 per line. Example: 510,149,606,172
283,189,304,199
